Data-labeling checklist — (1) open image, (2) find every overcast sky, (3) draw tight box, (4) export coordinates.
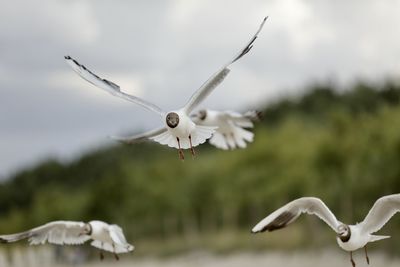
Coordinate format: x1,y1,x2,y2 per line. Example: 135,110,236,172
1,0,400,178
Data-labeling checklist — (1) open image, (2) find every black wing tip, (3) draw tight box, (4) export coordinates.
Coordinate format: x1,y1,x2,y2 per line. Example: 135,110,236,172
64,55,72,60
252,110,264,121
251,226,271,234
0,237,9,244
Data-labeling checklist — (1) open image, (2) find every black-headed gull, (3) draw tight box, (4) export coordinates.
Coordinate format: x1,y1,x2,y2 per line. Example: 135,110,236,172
191,109,262,150
251,194,400,267
65,17,267,160
0,220,134,260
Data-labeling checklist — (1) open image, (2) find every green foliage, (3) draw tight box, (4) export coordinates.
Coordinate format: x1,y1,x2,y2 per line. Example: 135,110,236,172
1,80,400,254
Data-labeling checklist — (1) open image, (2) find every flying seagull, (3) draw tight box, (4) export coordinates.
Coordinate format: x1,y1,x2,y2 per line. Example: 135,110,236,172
190,109,262,150
0,220,134,261
65,17,267,160
251,194,400,267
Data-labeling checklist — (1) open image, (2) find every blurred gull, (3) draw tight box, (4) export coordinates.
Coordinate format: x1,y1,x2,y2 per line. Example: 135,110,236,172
252,194,400,267
0,220,134,261
65,17,267,160
191,109,262,150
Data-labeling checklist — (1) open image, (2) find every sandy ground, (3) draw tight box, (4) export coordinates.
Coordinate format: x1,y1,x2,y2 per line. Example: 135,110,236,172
1,248,399,267
62,251,398,267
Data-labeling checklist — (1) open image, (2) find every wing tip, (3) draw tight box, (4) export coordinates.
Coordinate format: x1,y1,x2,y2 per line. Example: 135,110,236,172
64,55,71,60
0,237,9,244
109,136,132,145
251,229,260,234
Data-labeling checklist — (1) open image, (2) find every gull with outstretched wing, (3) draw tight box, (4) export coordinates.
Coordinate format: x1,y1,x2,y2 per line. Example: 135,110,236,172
66,17,267,160
191,109,262,150
0,220,134,261
252,194,400,267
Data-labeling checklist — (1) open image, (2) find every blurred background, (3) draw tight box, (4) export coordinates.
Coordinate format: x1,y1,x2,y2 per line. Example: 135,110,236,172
1,0,400,266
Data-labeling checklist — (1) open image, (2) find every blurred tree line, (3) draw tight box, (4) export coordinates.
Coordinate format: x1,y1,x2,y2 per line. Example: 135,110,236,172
0,80,399,254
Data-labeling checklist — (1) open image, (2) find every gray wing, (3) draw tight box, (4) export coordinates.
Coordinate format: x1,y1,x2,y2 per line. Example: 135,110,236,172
252,197,341,233
182,17,268,114
221,110,259,128
360,194,400,234
65,56,164,116
110,127,167,144
0,221,90,245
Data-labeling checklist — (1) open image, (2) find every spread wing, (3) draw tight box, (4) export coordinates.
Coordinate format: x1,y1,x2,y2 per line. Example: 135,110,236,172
182,17,268,114
65,56,164,116
252,197,341,233
0,221,90,245
110,127,167,144
360,194,400,234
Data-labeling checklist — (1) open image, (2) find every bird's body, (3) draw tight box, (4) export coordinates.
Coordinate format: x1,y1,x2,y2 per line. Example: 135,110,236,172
65,17,267,159
336,225,389,252
0,220,133,260
252,194,400,267
166,110,196,140
191,109,260,150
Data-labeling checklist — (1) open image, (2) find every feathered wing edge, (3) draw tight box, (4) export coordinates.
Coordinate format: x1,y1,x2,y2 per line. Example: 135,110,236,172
209,126,254,150
252,197,341,234
183,17,267,114
0,221,90,246
65,56,164,116
360,193,400,235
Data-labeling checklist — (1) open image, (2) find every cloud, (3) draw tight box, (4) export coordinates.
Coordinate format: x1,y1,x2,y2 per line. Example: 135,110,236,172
1,0,400,177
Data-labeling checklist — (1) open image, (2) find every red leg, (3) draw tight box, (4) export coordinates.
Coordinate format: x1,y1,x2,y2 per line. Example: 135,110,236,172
364,246,369,265
189,135,195,158
350,251,356,267
176,137,184,160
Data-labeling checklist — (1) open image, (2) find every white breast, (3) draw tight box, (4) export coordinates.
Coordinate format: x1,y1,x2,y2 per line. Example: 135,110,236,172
336,225,369,251
166,110,196,139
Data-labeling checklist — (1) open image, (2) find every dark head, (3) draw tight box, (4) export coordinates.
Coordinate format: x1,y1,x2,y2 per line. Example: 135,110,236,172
197,110,207,120
166,112,179,128
80,223,92,236
337,224,351,242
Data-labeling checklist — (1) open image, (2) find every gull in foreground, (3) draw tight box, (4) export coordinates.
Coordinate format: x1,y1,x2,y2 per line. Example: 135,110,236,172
0,220,134,260
191,109,262,150
65,17,267,160
251,194,400,267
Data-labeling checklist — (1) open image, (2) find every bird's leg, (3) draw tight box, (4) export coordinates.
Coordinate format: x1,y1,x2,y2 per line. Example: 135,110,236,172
364,245,370,265
176,137,184,160
113,244,119,261
99,251,104,261
350,251,356,267
189,135,195,158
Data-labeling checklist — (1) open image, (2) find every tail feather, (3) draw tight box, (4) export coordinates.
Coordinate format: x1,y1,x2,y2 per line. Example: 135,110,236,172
150,126,216,149
369,235,390,243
